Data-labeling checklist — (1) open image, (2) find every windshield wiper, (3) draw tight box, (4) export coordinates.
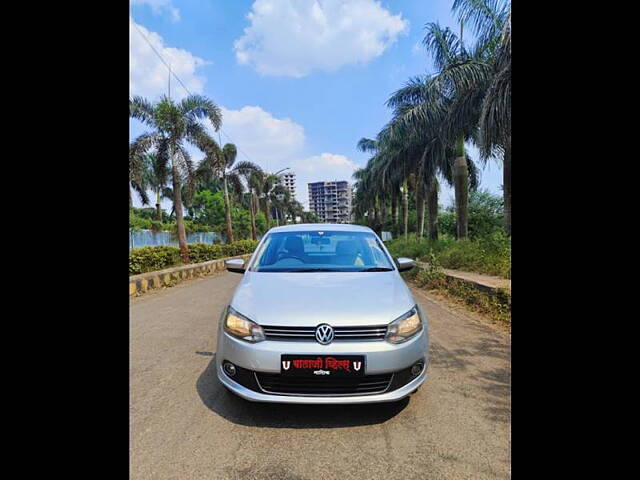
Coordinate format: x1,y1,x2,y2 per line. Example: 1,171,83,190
289,268,340,272
358,267,394,272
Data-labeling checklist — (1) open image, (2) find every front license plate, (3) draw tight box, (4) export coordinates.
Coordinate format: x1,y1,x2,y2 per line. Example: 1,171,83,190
280,355,365,377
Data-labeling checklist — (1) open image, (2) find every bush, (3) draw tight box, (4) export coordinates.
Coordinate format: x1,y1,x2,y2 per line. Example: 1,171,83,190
438,189,504,239
386,231,511,278
437,232,511,278
129,240,258,275
412,251,447,289
129,246,182,275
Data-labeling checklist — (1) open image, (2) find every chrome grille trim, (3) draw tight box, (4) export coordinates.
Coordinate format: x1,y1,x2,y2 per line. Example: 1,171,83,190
261,324,388,342
254,372,394,396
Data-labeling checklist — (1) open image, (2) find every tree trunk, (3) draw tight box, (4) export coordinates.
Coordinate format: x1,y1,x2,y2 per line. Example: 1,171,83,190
420,199,426,238
172,161,189,263
427,176,439,241
223,174,234,244
402,179,409,240
416,180,425,241
380,198,387,228
453,136,468,239
391,194,398,230
156,188,162,221
263,198,271,230
129,185,133,210
503,143,511,236
372,196,379,228
249,190,257,241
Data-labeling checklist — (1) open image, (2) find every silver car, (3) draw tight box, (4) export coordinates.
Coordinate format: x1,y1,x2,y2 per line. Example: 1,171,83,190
216,224,429,404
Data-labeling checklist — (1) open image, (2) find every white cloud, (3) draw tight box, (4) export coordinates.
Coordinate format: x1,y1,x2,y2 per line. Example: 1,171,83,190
129,17,208,101
215,106,305,167
131,0,180,22
234,0,408,77
201,107,360,208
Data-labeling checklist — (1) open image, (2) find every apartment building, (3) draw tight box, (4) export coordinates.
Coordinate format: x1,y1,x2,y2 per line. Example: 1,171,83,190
281,172,297,200
307,180,353,223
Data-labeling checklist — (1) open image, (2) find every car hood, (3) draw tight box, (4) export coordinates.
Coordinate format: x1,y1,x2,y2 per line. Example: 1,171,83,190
230,271,415,327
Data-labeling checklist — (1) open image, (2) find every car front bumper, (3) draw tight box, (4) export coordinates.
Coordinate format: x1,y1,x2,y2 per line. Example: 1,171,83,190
215,328,429,404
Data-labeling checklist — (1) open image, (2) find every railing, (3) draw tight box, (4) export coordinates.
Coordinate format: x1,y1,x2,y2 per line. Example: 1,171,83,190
129,230,223,249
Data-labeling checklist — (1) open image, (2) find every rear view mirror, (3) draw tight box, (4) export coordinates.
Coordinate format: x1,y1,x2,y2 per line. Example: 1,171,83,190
395,257,415,272
225,258,245,274
311,236,330,245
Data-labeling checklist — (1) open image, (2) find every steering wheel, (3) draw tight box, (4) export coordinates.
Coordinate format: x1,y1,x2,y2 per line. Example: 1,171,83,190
277,254,305,263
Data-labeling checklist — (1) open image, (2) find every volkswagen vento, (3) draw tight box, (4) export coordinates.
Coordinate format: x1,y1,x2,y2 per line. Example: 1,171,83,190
216,224,429,404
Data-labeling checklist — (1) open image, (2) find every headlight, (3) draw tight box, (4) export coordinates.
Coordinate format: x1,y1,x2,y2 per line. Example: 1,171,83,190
386,306,422,344
223,307,265,343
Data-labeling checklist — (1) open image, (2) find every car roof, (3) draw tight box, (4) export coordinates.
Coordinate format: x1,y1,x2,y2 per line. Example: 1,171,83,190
267,223,374,234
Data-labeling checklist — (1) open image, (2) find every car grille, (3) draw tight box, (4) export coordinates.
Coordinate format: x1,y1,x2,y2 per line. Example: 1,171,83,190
254,372,393,396
261,325,388,342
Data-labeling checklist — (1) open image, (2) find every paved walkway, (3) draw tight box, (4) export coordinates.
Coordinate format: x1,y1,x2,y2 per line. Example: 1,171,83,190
417,262,511,291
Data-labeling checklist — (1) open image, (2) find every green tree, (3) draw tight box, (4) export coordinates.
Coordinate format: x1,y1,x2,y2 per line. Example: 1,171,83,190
129,94,222,262
196,143,261,243
190,190,226,228
439,189,503,238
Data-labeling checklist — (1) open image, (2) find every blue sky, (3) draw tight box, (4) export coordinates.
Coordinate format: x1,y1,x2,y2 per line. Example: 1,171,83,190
130,0,502,210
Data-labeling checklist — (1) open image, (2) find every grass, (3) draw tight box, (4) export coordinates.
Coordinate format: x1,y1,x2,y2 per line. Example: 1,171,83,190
403,262,511,326
385,232,511,279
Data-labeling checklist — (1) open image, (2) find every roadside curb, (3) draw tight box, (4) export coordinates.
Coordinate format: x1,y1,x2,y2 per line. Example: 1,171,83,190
406,264,511,325
416,262,510,294
129,253,252,296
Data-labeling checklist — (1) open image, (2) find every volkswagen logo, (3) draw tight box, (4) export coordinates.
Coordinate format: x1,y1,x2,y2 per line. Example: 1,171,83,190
315,324,334,345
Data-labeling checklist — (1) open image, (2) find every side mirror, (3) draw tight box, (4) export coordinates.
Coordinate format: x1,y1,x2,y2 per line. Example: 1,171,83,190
225,258,246,274
396,257,415,272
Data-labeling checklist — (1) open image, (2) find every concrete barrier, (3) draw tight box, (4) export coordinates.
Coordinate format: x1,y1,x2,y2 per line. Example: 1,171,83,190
129,253,253,296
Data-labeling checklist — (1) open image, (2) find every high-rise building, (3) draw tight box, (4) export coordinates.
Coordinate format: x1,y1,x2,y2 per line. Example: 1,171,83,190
281,172,296,200
307,181,353,223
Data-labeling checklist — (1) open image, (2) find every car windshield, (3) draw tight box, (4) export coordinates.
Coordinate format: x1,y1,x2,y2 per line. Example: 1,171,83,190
250,230,395,272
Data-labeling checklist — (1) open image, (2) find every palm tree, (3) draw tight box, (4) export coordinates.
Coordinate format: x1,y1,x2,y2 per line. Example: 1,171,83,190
242,168,265,240
387,1,510,237
473,7,511,234
129,94,222,262
141,153,170,221
355,85,481,243
129,143,150,208
196,142,261,244
452,0,511,235
251,171,281,230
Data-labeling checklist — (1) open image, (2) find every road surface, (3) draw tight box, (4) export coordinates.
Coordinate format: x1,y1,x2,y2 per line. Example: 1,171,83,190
130,272,510,479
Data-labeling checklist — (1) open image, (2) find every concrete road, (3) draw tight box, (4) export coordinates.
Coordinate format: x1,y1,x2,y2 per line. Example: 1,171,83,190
130,272,510,480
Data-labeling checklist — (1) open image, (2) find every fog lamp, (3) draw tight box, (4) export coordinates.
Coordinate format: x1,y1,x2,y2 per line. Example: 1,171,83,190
223,362,237,377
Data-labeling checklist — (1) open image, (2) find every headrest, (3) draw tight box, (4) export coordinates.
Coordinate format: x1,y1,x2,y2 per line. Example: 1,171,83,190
284,236,304,253
336,241,358,255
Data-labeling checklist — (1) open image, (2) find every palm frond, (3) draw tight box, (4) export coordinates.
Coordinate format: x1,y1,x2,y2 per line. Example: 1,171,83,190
357,138,378,153
179,95,222,131
222,144,238,170
226,171,244,198
232,160,261,177
422,23,463,71
452,0,510,49
130,96,157,127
